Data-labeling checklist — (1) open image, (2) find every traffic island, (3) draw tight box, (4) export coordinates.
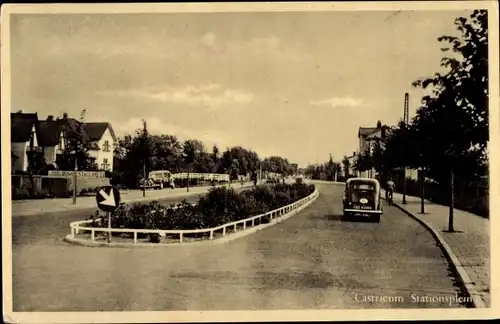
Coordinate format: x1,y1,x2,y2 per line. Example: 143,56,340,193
64,184,319,248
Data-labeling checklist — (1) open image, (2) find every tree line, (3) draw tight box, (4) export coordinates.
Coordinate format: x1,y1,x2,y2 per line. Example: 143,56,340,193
111,121,298,188
350,10,488,190
303,154,342,181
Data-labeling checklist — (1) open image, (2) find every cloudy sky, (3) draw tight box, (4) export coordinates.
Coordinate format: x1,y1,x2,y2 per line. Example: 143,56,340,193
8,9,468,166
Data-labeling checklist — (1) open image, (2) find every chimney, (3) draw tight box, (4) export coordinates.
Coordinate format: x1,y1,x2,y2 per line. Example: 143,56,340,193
47,115,54,121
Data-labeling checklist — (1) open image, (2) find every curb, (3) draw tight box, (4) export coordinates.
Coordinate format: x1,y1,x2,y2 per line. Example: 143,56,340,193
63,189,320,248
392,202,487,308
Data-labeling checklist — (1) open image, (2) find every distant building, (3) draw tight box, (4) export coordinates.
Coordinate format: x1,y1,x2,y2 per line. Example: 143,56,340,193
343,151,358,177
358,120,390,155
357,120,389,178
10,112,117,172
355,120,417,180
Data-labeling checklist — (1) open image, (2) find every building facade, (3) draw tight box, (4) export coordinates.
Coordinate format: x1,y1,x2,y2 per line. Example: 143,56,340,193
355,120,418,180
84,123,117,171
357,121,388,178
11,112,116,173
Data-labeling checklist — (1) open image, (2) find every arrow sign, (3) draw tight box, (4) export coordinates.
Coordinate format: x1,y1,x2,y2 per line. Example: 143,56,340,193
96,185,121,213
99,189,115,206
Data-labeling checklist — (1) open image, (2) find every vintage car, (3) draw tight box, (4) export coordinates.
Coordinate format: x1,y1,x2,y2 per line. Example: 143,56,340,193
139,170,175,190
342,177,383,222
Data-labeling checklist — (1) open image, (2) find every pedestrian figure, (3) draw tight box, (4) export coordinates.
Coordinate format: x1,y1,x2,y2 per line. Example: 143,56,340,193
385,178,396,204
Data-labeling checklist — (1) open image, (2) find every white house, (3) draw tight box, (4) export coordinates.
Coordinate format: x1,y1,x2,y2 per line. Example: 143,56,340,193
84,122,117,171
11,112,40,172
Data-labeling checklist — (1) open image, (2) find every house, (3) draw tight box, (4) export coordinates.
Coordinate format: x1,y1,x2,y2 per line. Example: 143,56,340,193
84,122,117,171
11,112,40,172
11,112,117,172
357,120,389,178
358,120,390,155
356,120,418,181
342,151,358,177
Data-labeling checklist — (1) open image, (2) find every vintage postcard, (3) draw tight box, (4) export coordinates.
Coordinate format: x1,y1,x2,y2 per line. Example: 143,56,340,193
2,1,499,323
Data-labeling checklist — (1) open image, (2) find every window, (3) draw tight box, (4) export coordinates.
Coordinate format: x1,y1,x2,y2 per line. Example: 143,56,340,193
352,183,375,190
103,140,110,152
101,158,110,171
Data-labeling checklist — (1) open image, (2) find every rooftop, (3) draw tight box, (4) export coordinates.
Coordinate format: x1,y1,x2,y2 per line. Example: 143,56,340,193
11,112,38,143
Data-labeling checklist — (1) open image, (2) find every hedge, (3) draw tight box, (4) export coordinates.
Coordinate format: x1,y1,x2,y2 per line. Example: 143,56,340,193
87,183,316,232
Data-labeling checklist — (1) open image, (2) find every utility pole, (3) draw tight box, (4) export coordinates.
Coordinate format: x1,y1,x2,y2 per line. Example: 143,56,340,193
142,119,147,198
259,162,262,184
402,92,409,205
73,156,78,204
143,163,146,197
73,109,86,205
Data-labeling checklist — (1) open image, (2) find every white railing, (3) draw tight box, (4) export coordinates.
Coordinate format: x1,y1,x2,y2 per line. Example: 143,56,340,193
68,188,318,245
171,172,230,182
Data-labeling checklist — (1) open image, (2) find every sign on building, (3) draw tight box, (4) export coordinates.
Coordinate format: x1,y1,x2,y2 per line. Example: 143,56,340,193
48,171,105,178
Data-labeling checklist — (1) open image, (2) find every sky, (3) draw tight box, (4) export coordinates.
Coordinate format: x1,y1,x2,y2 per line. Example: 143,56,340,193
8,9,469,167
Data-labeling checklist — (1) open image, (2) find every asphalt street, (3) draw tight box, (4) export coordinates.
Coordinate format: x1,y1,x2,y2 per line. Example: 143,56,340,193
12,183,465,311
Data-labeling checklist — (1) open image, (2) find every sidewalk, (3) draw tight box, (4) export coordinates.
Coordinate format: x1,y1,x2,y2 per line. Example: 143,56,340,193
386,190,490,308
11,182,254,217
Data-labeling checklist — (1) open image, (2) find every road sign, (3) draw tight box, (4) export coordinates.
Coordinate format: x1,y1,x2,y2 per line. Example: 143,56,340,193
96,186,121,212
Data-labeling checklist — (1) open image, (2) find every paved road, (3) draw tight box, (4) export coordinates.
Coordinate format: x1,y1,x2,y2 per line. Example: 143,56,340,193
12,183,465,311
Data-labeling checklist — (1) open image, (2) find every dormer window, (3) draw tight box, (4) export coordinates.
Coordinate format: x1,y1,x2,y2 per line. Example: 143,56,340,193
103,140,110,152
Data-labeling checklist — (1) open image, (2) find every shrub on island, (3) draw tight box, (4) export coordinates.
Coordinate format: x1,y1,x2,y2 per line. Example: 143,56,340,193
85,183,315,242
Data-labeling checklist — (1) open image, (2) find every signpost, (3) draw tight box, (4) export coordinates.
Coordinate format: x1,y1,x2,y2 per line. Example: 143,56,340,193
96,186,121,242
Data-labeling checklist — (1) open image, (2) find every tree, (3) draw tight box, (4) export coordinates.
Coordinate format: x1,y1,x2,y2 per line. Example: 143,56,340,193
182,139,205,190
211,145,220,172
342,155,351,177
410,10,488,185
56,111,97,171
325,154,336,181
353,147,372,173
149,134,183,172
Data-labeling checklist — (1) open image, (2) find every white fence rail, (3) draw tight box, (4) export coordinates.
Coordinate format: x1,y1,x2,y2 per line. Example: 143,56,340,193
171,173,230,182
69,189,319,245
